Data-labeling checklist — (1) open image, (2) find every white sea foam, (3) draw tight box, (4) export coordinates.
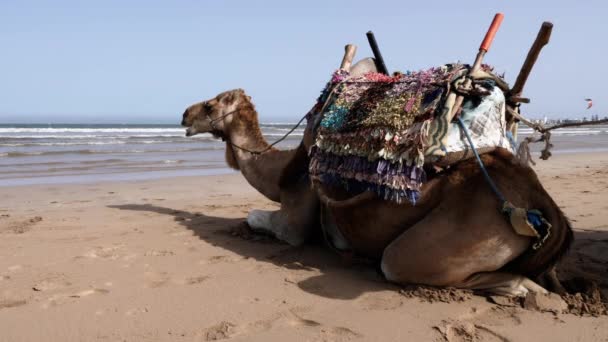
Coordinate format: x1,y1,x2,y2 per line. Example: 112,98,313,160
0,134,188,139
518,129,605,136
0,128,184,133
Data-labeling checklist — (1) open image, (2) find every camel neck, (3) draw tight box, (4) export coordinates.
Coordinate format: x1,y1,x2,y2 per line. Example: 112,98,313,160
228,119,270,154
226,117,294,202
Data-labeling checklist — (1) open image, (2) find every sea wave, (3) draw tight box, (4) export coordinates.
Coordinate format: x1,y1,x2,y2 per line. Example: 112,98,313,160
518,129,606,136
0,128,185,133
0,146,224,158
0,138,224,147
0,134,192,139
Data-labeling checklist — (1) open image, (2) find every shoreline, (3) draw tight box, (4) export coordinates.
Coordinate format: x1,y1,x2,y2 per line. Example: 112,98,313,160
1,149,607,188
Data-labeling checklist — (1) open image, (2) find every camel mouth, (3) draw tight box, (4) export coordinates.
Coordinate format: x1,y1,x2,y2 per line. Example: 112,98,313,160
184,127,226,140
185,127,198,137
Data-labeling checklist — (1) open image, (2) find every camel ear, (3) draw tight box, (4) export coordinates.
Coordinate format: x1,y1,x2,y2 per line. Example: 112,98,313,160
234,89,251,103
221,90,240,105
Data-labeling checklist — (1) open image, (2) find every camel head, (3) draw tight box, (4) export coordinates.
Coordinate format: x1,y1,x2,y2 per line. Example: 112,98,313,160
181,88,254,139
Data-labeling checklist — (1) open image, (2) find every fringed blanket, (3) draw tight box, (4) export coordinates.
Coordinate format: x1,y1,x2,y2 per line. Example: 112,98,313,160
308,65,511,205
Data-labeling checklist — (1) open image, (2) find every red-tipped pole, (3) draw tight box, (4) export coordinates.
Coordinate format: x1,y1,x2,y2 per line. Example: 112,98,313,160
450,13,505,118
480,13,504,53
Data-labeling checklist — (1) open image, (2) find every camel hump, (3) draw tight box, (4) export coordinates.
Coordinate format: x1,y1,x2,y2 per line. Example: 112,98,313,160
350,58,378,76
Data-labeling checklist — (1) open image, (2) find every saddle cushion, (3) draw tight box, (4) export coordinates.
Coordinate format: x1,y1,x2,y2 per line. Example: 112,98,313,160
307,65,512,204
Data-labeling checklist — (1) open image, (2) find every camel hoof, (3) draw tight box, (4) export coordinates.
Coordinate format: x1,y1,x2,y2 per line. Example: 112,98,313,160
491,278,549,297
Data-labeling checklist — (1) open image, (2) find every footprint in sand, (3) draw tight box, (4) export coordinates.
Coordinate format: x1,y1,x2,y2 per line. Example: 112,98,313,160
7,265,23,272
144,250,175,257
317,326,362,341
357,291,404,311
43,288,110,308
227,308,316,337
227,306,362,341
78,245,124,260
199,255,242,265
144,271,170,288
435,319,511,342
435,305,525,341
461,305,522,326
1,216,43,234
32,273,72,292
183,275,210,285
69,288,110,298
202,321,236,341
0,298,27,310
125,307,149,316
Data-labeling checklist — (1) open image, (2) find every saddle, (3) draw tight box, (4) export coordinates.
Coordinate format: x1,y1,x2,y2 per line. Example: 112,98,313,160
307,64,514,205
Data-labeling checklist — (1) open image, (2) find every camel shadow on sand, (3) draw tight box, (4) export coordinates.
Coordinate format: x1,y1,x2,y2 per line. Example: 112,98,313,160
108,204,608,299
108,203,397,300
558,229,608,295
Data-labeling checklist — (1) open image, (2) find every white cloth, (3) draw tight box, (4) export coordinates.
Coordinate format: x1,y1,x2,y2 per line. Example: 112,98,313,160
439,86,513,164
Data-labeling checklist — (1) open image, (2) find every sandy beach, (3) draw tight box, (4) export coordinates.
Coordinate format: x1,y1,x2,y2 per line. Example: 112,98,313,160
1,151,607,341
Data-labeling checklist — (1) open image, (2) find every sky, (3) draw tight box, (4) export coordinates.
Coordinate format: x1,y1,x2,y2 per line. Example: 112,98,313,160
0,0,606,124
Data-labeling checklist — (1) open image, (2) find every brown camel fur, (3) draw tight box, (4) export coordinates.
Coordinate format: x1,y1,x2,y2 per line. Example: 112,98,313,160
182,89,573,296
181,89,297,202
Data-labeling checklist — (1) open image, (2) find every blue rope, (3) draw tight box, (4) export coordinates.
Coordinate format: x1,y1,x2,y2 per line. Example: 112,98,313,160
506,130,518,151
456,117,551,250
456,117,507,204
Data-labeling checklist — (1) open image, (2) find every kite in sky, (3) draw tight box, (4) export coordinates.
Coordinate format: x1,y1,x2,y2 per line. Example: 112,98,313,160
585,98,593,109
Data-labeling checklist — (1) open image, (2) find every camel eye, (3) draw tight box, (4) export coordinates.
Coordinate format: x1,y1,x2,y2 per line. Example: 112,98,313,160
203,102,213,111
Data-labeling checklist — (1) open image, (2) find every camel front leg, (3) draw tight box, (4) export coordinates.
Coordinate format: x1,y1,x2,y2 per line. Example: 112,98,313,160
246,209,294,242
247,179,319,246
455,272,548,296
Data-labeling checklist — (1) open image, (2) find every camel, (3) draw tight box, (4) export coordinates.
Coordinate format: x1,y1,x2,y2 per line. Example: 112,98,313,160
181,91,297,203
181,89,319,245
181,88,573,296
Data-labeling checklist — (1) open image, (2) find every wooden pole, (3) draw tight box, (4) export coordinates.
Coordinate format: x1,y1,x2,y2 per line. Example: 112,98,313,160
449,13,504,119
339,44,358,71
510,22,553,99
366,31,389,75
507,22,553,139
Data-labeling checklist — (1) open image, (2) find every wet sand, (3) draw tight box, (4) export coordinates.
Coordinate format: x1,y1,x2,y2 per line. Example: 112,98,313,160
1,152,607,341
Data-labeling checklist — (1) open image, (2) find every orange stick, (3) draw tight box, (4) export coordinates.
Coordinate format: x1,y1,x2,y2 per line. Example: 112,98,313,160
450,13,505,118
480,13,504,53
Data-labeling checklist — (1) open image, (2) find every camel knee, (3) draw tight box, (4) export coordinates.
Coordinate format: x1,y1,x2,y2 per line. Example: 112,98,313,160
380,244,423,285
380,246,453,286
247,209,275,232
246,209,311,247
278,224,309,246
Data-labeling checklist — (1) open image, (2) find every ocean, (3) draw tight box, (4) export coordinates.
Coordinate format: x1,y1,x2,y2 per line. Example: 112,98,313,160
1,123,607,186
0,123,303,186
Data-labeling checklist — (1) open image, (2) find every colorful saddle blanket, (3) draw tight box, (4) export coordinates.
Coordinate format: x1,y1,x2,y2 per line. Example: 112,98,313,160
308,65,513,205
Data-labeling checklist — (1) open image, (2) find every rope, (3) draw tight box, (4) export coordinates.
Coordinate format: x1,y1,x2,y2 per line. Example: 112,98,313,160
457,117,552,250
211,111,308,156
507,107,608,163
456,117,506,204
505,130,518,150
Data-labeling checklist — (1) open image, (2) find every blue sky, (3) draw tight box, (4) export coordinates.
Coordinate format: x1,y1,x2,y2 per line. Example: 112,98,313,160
0,0,606,123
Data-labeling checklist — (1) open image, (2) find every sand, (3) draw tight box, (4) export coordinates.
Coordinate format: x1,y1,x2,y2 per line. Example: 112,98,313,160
1,152,607,341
